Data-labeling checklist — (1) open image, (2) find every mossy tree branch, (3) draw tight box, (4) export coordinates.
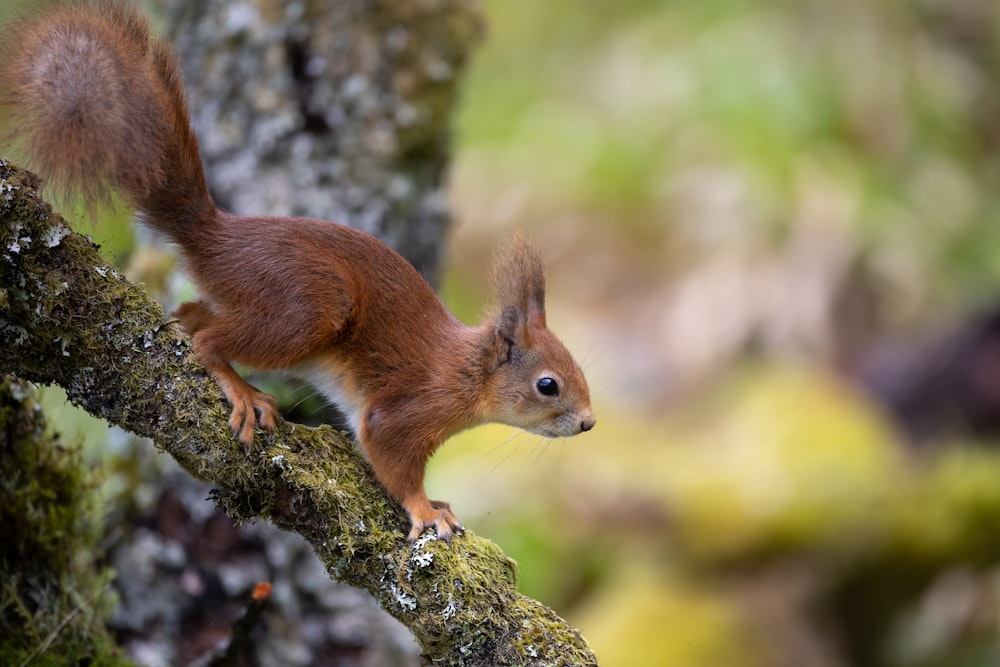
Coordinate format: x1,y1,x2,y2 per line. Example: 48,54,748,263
0,160,598,666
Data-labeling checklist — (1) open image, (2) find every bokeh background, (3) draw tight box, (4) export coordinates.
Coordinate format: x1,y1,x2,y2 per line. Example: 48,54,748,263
8,0,1000,664
442,0,1000,665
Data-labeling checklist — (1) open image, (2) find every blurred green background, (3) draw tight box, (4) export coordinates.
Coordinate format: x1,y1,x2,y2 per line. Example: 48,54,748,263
439,0,1000,665
8,0,1000,664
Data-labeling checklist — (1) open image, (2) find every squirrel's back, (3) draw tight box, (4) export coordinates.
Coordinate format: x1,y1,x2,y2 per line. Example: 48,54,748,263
0,0,212,237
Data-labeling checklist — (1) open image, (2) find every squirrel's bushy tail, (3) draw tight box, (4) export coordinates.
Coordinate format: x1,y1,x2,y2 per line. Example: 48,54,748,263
0,0,212,239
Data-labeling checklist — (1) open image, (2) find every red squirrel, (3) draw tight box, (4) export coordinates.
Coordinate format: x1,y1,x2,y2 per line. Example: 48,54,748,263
0,1,595,542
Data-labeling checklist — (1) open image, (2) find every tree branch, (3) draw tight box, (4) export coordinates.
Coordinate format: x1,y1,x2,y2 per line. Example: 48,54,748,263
0,160,598,666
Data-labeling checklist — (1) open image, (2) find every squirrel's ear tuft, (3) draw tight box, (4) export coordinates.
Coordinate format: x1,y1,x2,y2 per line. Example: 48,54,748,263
490,231,547,328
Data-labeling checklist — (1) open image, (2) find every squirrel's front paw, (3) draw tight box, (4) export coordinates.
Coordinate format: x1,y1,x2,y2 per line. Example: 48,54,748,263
406,499,464,544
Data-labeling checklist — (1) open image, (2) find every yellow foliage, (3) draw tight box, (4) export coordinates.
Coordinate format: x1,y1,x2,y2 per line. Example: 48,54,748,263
575,563,765,667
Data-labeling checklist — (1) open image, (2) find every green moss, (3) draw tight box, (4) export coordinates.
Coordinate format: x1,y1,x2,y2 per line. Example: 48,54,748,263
0,376,133,666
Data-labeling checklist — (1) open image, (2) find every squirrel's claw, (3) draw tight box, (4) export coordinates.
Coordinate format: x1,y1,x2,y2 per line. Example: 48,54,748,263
227,389,278,446
406,500,464,544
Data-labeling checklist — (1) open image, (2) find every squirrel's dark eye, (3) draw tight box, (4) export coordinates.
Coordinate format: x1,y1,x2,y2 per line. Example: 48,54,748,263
536,377,559,396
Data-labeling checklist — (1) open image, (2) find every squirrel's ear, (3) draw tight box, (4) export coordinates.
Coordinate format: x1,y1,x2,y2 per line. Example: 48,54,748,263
490,231,547,329
495,305,528,346
478,307,520,373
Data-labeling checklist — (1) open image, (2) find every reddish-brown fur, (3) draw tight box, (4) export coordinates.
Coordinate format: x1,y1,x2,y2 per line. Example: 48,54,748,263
0,0,595,541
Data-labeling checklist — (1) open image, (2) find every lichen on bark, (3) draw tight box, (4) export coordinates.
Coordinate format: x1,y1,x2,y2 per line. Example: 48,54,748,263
156,0,484,285
0,159,598,665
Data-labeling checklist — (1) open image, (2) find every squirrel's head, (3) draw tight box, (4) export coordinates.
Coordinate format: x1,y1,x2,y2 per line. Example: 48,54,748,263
477,233,595,437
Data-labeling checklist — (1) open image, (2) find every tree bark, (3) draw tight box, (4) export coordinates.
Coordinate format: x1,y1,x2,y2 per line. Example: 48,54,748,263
0,160,598,666
155,0,480,285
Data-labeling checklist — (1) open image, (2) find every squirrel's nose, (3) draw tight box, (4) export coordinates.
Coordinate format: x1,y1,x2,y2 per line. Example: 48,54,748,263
580,417,596,432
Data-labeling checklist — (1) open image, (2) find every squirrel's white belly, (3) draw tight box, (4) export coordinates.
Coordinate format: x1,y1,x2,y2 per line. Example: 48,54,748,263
292,358,365,437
